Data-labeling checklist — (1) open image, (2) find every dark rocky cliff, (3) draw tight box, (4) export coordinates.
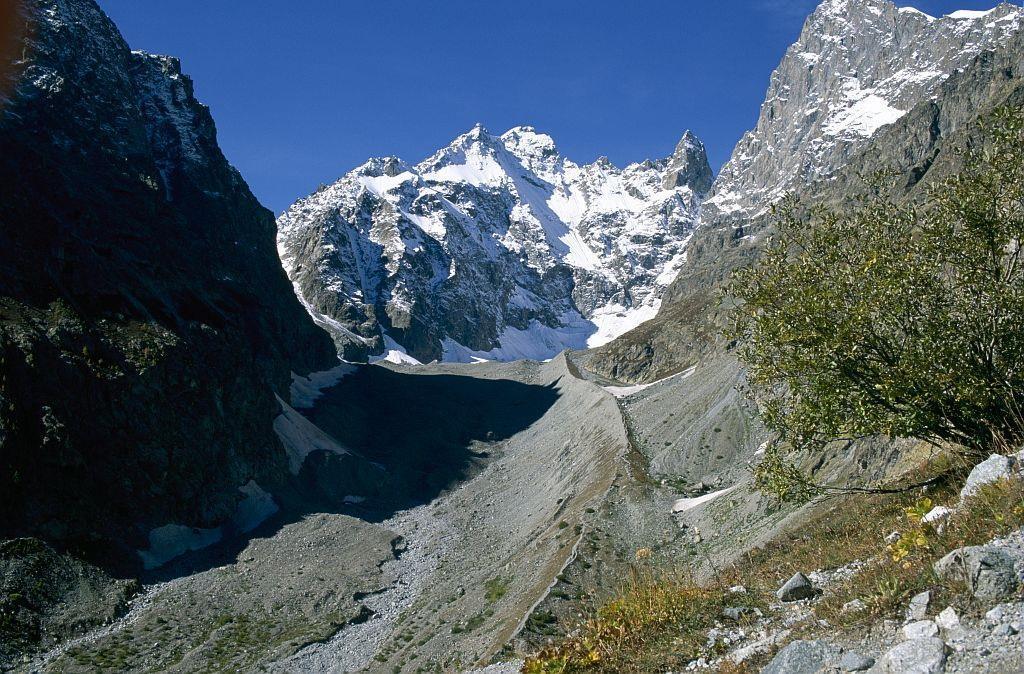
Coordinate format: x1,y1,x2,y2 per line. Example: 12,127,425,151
0,0,336,571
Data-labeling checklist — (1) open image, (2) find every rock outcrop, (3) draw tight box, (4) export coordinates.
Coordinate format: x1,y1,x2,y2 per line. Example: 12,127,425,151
934,546,1021,601
0,538,139,665
0,0,336,571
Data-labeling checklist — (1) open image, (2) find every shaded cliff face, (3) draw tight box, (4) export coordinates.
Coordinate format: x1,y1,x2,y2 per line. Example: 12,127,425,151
277,126,712,364
0,0,336,569
587,0,1024,384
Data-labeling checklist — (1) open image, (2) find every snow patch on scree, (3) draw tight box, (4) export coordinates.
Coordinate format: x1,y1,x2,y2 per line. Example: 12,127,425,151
602,365,696,398
440,311,594,363
290,363,357,409
370,334,423,365
671,486,736,515
137,481,278,570
272,394,351,475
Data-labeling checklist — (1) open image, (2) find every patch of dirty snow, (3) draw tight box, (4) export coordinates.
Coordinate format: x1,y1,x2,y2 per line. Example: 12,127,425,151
603,366,697,398
289,363,358,409
671,485,736,514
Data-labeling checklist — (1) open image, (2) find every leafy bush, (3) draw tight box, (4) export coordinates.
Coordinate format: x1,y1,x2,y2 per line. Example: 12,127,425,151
729,108,1024,497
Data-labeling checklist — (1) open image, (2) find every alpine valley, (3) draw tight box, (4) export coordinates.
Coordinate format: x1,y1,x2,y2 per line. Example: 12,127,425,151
4,0,1024,673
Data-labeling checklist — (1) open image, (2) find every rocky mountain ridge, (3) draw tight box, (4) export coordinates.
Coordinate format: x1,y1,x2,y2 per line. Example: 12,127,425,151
0,0,336,572
277,124,711,363
705,0,1024,221
589,0,1024,384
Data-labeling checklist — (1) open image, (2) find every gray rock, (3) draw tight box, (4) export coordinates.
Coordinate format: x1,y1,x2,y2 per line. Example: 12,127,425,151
921,507,952,535
985,603,1020,626
762,639,840,674
870,637,947,674
722,606,762,621
960,454,1013,500
730,628,792,665
662,130,713,192
902,620,939,640
906,591,931,621
839,650,875,672
777,572,817,602
993,623,1019,637
921,506,952,526
935,607,960,632
934,546,1019,601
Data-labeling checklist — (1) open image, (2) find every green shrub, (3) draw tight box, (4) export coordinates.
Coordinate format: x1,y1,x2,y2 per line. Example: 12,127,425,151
729,107,1024,498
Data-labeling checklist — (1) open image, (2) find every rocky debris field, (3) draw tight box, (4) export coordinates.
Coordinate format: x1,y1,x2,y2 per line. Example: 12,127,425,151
29,513,398,672
518,349,918,656
759,593,1024,674
7,354,628,673
661,538,1024,674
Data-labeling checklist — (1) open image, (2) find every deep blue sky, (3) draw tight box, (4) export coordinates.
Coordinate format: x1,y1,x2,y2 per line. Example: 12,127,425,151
99,0,1013,213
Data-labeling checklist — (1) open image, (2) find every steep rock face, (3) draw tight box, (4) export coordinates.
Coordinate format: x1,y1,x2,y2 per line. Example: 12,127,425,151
278,126,711,363
706,0,1024,220
0,0,336,569
588,0,1024,383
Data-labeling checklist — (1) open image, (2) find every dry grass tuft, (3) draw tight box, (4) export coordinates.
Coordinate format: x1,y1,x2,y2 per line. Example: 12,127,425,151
523,567,755,673
817,475,1024,626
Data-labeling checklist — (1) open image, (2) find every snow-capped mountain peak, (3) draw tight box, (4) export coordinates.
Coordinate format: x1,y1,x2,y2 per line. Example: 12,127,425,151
706,0,1024,219
499,125,562,173
278,126,711,363
355,156,410,178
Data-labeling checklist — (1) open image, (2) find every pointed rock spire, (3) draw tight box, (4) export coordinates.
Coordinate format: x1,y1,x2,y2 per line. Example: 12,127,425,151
662,130,713,194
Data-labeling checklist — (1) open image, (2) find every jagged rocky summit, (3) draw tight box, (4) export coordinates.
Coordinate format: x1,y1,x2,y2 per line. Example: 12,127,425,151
588,0,1024,383
277,125,712,363
707,0,1024,220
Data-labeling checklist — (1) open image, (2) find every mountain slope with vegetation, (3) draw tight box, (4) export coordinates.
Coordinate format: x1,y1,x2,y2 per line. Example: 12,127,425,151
585,1,1024,385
